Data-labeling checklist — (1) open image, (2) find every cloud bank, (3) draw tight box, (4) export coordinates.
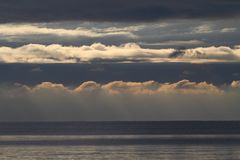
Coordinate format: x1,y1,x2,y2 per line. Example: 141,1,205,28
0,43,240,63
0,80,239,121
15,80,223,95
0,0,240,23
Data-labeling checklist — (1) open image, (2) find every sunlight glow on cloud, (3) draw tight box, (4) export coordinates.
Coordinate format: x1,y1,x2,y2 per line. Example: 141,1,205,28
0,43,174,63
17,80,223,95
0,43,240,63
0,80,239,121
231,80,240,88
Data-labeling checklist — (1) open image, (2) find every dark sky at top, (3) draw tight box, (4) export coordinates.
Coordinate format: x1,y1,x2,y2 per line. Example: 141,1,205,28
0,0,240,23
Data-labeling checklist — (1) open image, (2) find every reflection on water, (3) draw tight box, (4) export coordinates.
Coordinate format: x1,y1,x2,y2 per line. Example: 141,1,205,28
0,135,240,160
1,145,240,160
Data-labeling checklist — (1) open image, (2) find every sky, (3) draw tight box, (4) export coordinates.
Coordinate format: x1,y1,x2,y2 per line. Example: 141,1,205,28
0,0,240,121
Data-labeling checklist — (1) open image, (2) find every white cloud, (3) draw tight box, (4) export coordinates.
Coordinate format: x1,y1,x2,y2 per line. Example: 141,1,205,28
0,43,240,63
231,81,240,88
0,43,174,63
184,46,240,61
157,80,222,95
220,28,237,33
0,24,137,38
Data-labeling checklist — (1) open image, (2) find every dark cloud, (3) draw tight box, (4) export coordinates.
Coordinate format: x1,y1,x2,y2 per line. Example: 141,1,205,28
168,48,185,58
0,0,240,23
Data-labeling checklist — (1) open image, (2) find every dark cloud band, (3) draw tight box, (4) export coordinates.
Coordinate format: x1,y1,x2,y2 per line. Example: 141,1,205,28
0,0,240,23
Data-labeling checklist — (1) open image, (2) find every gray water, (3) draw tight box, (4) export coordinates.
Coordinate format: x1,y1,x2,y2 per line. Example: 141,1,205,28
1,135,240,160
1,144,240,160
1,122,240,159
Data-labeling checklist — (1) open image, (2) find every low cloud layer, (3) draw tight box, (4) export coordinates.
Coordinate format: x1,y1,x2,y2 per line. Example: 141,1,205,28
30,80,222,95
0,80,239,121
0,0,240,23
0,43,240,63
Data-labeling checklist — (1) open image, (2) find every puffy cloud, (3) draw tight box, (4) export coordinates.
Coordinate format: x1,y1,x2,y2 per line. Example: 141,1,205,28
101,80,222,95
0,43,174,63
18,80,223,95
184,46,240,61
158,80,222,95
231,81,240,88
32,82,69,92
10,80,221,96
102,81,160,94
0,80,239,121
75,81,101,92
0,43,240,63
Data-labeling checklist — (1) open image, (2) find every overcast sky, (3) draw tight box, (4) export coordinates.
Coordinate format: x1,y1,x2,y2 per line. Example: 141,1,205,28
0,0,240,121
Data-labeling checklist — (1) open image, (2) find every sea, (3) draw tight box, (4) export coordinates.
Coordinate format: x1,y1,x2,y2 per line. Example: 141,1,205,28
0,121,240,160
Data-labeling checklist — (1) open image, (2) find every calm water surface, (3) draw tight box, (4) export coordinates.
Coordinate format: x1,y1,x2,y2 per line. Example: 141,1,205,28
0,135,240,160
1,144,240,160
1,122,240,159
